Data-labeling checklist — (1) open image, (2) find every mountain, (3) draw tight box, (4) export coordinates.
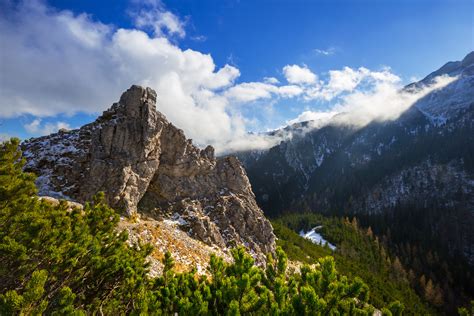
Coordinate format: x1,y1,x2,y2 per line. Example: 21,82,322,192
237,51,473,238
21,85,276,269
235,52,474,311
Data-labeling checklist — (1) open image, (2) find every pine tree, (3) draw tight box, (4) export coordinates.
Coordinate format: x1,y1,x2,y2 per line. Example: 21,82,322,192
392,256,407,281
424,278,435,302
0,139,404,314
367,226,374,238
458,300,474,316
0,270,49,315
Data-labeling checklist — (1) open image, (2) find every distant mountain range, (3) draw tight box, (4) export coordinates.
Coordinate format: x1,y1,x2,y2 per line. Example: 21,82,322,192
236,52,474,265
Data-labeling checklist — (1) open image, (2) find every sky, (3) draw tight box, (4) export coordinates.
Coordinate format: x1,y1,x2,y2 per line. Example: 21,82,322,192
0,0,473,153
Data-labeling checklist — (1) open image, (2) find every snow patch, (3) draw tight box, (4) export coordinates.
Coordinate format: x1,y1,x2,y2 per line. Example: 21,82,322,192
299,226,336,250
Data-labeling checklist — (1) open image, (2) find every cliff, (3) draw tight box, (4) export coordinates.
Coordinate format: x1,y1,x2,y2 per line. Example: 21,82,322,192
22,85,275,263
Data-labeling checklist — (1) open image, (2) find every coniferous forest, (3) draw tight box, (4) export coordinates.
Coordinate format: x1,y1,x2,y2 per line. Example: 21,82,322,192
2,0,474,314
0,139,406,315
1,137,474,315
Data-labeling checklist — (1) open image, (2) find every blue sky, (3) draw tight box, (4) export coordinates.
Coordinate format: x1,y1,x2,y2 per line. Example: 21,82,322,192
47,0,473,79
0,0,473,152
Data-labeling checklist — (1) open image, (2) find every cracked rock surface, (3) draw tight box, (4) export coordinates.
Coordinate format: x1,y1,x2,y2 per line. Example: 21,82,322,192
22,85,276,262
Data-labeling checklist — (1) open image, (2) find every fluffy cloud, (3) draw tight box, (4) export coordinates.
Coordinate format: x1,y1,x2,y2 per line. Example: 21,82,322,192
130,0,185,38
24,119,72,135
286,75,456,131
283,64,318,84
0,0,458,155
225,82,277,103
263,77,280,84
224,82,303,103
331,74,457,128
278,85,304,98
0,0,244,152
304,67,400,101
286,111,338,126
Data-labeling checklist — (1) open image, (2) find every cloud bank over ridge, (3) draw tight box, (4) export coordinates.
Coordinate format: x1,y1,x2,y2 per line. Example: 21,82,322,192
0,0,457,154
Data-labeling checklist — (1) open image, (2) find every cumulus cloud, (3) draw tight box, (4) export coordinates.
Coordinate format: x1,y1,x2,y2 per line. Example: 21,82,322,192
0,0,458,155
130,0,185,38
283,64,318,84
278,85,304,98
24,119,72,135
225,82,277,103
263,77,279,84
0,0,244,152
304,67,400,101
225,81,304,103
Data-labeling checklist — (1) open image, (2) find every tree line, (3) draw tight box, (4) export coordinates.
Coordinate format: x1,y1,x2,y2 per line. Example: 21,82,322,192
1,138,402,315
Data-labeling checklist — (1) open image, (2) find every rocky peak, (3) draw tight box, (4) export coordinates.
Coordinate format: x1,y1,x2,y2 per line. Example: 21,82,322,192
22,85,275,262
414,51,474,85
461,51,474,68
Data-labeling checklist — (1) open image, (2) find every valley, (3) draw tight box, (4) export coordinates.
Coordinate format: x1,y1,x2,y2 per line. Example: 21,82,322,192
0,0,472,312
235,52,474,315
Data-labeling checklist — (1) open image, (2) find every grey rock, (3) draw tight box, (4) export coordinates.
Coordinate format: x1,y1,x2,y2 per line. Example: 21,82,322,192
22,85,276,261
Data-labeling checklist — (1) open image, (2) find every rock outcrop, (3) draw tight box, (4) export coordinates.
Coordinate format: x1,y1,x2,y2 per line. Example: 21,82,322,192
22,85,275,261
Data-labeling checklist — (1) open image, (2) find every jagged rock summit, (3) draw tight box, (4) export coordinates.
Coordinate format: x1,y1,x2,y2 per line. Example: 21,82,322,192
22,85,275,261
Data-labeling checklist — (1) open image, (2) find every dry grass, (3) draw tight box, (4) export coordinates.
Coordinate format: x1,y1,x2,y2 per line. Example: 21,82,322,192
119,215,231,277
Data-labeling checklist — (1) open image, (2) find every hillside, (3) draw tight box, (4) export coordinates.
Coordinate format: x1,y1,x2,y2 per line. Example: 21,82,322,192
1,138,404,314
20,85,276,270
236,52,474,314
271,213,434,314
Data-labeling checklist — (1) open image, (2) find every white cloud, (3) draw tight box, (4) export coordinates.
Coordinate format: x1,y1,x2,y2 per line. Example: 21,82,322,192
286,110,339,126
278,85,304,98
279,74,456,146
331,75,457,128
263,77,279,84
191,35,207,42
328,67,370,93
224,82,303,103
217,133,284,153
283,64,318,84
304,66,400,101
0,1,242,152
225,82,277,103
0,1,458,155
314,47,336,56
131,0,185,38
24,119,71,135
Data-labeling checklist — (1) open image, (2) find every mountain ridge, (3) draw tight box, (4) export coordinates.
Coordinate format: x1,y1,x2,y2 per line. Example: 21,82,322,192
21,85,276,265
233,52,474,312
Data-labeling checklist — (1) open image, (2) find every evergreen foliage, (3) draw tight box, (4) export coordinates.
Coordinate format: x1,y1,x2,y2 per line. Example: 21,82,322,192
272,213,434,315
357,203,474,314
1,139,469,315
458,300,474,316
0,138,384,314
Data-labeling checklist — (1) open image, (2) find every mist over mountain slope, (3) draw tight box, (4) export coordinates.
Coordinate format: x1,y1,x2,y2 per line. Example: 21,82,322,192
238,52,473,218
235,52,474,311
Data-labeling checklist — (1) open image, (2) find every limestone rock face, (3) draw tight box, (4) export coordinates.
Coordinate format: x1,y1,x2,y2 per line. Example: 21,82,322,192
22,85,275,260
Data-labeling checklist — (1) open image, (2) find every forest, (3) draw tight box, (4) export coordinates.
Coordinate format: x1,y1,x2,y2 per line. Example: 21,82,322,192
0,138,402,315
273,211,474,315
1,138,472,315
